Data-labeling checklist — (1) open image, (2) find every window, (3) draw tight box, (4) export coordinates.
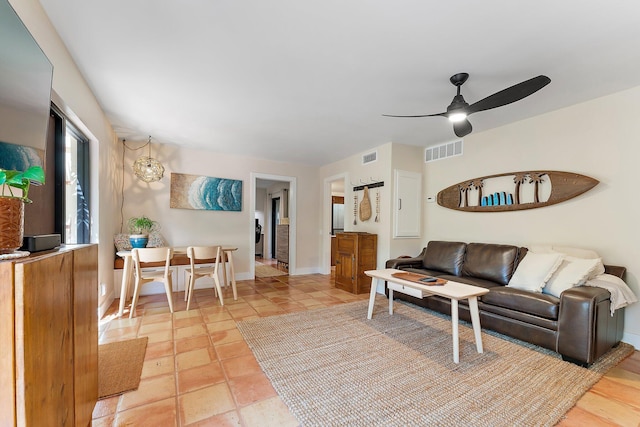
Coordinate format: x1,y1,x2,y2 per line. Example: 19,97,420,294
51,107,91,244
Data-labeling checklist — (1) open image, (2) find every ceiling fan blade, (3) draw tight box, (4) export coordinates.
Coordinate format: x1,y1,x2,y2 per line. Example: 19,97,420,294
467,75,551,115
382,112,446,118
453,119,472,137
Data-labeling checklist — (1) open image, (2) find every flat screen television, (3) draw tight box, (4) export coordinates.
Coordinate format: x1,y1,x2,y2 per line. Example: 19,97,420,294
0,0,53,171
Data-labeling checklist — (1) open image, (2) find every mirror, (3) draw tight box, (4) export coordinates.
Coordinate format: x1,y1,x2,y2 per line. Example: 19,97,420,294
0,0,53,170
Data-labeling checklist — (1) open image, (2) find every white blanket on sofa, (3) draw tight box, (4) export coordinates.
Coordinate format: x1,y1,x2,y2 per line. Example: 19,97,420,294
585,274,638,315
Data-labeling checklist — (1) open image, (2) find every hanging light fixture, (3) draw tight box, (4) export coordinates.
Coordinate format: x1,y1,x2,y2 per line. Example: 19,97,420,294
132,135,165,182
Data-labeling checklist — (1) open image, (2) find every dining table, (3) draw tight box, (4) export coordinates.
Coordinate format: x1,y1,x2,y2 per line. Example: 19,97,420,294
116,246,238,316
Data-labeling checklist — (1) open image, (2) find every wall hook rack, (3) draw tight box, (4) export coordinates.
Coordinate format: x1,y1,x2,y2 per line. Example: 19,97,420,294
353,181,384,192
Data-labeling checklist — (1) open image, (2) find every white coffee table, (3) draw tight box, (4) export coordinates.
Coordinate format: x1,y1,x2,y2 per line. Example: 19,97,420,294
365,268,489,363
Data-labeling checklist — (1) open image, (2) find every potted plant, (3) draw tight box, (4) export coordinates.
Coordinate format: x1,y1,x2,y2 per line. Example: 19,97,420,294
0,166,45,254
127,215,159,248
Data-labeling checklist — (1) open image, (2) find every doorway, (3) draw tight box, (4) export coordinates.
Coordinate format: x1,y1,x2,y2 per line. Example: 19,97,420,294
270,197,280,257
323,173,347,275
251,173,297,278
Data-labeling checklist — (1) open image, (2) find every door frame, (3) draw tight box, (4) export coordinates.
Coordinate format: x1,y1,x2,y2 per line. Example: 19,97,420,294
322,172,348,275
250,172,297,277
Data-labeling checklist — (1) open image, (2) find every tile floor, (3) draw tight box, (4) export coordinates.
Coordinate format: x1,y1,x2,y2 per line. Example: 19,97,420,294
95,260,640,426
94,261,368,426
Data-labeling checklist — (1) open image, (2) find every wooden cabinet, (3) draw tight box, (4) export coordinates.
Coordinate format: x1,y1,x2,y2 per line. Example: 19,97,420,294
0,245,98,427
334,232,377,294
331,235,337,266
276,224,289,268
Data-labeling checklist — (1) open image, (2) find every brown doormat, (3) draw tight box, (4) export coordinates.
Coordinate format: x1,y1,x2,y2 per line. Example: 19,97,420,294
98,337,148,399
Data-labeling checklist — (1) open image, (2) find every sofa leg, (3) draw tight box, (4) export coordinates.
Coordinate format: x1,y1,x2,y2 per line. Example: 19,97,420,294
561,355,589,368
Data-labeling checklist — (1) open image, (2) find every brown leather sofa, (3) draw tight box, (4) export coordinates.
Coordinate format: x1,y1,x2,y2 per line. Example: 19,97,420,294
385,240,625,366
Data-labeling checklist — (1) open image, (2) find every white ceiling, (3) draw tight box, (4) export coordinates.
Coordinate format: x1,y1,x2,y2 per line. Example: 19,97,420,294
39,0,640,166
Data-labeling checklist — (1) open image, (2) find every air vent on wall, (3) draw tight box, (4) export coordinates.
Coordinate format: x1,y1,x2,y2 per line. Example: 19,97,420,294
362,151,377,164
425,139,463,163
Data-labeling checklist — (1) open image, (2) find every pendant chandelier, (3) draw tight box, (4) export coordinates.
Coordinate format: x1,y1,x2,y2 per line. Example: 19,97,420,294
132,136,164,182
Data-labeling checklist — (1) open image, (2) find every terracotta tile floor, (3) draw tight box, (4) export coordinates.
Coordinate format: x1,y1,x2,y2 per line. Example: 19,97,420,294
95,261,368,426
95,260,640,426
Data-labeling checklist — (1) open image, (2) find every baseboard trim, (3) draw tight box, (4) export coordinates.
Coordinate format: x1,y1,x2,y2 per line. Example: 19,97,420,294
622,332,640,350
98,290,115,319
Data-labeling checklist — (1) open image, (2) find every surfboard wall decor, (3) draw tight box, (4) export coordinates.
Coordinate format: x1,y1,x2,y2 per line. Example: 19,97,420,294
437,171,598,212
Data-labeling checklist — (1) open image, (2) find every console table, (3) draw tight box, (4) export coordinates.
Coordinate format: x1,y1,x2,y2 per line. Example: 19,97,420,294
0,245,98,426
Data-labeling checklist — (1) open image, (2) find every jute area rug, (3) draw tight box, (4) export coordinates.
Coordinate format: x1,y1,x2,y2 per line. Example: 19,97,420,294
255,261,287,278
237,297,633,427
98,337,148,399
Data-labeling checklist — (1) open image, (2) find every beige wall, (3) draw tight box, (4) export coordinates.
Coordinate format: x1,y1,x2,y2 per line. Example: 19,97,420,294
11,0,639,346
320,142,430,275
423,86,640,347
320,143,395,272
118,141,322,281
390,142,425,259
10,0,119,316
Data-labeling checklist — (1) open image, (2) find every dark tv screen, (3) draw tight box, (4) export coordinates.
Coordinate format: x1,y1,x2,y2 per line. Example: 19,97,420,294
0,0,53,171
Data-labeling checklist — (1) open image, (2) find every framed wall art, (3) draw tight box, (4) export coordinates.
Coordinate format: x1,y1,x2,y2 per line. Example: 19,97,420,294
170,172,242,211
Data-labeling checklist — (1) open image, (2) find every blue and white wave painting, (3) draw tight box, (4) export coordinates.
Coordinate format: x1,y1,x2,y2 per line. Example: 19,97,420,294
0,141,43,170
188,176,242,211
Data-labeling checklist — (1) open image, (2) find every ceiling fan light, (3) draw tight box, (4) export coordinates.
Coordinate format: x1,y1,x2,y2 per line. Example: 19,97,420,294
448,112,467,123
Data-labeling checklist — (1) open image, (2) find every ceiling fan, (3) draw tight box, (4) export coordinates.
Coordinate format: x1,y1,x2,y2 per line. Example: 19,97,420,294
383,73,551,137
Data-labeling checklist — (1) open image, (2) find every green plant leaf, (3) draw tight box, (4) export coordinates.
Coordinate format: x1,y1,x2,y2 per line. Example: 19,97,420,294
22,166,45,185
3,170,21,183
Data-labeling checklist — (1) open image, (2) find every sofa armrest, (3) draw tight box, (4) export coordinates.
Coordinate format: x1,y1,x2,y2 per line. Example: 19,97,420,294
386,248,426,269
557,286,622,365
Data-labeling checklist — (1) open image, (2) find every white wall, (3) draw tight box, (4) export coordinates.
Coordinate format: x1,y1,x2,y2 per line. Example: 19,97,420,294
320,143,394,271
390,142,425,259
12,0,639,344
119,141,322,283
255,187,266,256
10,0,119,317
423,86,640,348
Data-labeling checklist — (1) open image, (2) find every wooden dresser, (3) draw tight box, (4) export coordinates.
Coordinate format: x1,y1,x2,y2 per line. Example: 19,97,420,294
276,224,289,269
334,232,377,294
0,245,98,427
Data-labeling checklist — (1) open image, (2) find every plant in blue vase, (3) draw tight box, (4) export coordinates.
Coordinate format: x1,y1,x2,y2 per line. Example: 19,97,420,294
127,215,159,249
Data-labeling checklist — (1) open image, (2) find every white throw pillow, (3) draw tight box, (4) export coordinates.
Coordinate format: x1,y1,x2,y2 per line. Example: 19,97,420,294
507,252,563,293
552,246,605,277
114,233,132,252
527,245,555,254
543,256,604,297
113,231,167,252
552,246,600,259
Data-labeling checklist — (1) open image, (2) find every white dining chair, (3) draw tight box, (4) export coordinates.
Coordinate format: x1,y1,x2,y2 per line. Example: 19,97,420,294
185,245,226,310
129,247,174,318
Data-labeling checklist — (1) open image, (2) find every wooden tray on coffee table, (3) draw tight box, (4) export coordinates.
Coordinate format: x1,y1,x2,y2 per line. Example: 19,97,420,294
391,271,447,286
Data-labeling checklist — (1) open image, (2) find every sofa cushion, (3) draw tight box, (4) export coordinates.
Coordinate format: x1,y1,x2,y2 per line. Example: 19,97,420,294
461,243,520,285
528,245,606,277
507,252,563,293
422,241,466,276
482,287,560,320
543,256,604,297
438,274,498,290
402,267,448,277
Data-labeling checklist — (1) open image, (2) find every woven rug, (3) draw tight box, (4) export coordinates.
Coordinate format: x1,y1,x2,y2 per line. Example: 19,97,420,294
237,297,633,427
98,337,148,399
255,261,287,278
